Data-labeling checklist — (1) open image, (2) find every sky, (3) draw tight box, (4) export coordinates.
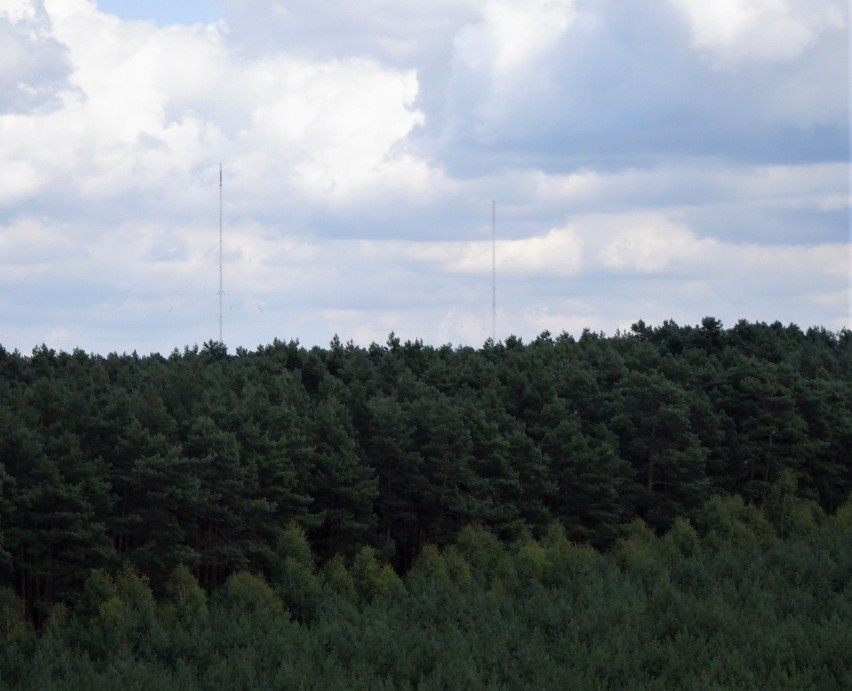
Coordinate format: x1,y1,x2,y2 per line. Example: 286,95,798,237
0,0,849,356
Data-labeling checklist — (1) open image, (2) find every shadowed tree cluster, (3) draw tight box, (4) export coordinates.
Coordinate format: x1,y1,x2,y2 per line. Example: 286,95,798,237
0,503,850,690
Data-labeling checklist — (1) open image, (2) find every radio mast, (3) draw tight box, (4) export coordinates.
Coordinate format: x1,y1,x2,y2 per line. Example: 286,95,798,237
492,200,496,341
218,163,223,343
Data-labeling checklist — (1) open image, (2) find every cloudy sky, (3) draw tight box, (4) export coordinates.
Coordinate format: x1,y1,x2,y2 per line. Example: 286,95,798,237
1,0,849,355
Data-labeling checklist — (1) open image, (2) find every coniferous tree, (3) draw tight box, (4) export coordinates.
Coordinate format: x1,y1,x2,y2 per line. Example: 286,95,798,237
362,393,423,565
613,371,709,529
183,415,274,587
540,404,630,546
308,397,377,559
409,393,478,547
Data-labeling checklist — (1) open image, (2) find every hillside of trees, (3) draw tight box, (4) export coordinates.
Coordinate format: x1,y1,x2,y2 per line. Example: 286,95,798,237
0,317,850,687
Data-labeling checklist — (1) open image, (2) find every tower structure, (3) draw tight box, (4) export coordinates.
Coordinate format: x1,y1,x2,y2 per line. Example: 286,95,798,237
218,163,223,343
492,200,496,341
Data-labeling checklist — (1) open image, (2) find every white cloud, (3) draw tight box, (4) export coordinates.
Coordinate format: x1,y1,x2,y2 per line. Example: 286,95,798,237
336,225,583,278
498,226,583,273
454,0,576,76
441,0,584,146
595,215,715,273
669,0,847,66
0,216,76,266
238,57,427,201
0,0,40,23
0,0,72,113
220,0,479,64
416,226,583,275
733,242,848,281
0,0,434,213
517,162,848,243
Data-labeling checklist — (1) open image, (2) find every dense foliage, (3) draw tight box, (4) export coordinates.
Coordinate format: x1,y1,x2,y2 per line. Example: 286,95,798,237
0,317,850,686
0,515,850,689
1,318,850,612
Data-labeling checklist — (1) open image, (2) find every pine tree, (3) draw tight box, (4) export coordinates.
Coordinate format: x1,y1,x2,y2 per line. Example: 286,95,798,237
308,398,378,559
613,371,709,529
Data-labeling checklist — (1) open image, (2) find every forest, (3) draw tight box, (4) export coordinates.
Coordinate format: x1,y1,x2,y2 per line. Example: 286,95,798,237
0,317,850,688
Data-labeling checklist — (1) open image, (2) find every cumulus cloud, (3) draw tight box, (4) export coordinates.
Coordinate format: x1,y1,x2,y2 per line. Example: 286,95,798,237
404,226,583,275
0,0,433,216
454,0,576,77
0,8,72,114
595,216,713,273
236,58,428,203
669,0,847,66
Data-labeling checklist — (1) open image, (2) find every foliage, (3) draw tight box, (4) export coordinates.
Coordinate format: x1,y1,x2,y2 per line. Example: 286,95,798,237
0,318,849,684
0,515,849,690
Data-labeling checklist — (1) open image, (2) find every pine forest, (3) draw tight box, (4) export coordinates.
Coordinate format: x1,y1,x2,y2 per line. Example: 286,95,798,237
0,317,850,689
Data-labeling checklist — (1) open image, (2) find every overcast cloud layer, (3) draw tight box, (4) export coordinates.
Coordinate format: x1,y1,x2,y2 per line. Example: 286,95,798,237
0,0,848,355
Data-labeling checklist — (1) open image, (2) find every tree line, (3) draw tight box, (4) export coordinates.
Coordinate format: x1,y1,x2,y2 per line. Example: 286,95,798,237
0,317,850,624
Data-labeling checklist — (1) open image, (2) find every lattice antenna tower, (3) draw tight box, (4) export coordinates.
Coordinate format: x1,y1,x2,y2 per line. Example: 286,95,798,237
218,163,223,343
492,200,496,341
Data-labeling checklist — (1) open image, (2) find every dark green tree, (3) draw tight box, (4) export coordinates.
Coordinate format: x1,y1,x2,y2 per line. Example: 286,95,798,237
307,398,377,559
183,416,275,587
540,403,630,546
362,393,423,566
613,371,709,529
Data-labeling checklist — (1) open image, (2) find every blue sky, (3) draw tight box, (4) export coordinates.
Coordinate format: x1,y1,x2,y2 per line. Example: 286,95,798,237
0,0,848,355
95,0,220,25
